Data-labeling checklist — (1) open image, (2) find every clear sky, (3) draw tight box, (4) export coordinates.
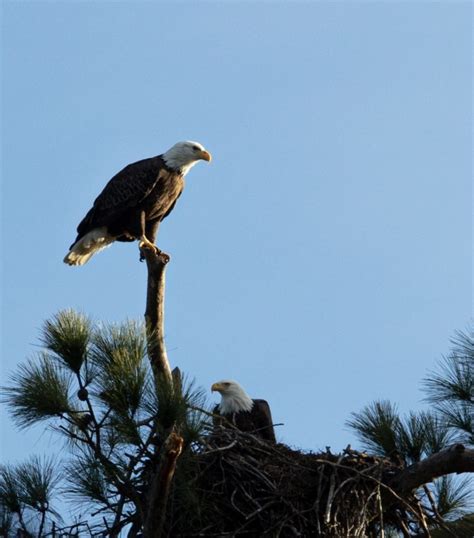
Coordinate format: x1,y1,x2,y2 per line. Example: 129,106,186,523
1,0,472,479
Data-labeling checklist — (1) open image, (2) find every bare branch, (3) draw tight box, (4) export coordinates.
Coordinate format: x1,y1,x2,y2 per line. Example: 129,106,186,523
141,246,172,385
142,431,184,538
390,444,474,495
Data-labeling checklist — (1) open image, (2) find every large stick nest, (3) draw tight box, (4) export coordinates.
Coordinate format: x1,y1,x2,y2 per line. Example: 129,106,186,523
164,427,427,537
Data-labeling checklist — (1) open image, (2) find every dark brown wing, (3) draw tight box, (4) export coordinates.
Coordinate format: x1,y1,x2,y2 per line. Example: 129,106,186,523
76,156,165,238
250,399,276,442
212,401,276,443
212,404,223,429
161,190,182,221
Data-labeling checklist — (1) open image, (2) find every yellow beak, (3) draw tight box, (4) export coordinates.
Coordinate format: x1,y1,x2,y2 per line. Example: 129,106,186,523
211,382,221,392
199,150,212,162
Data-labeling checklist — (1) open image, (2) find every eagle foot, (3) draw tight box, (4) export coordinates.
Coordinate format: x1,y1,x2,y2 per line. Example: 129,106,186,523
138,240,170,264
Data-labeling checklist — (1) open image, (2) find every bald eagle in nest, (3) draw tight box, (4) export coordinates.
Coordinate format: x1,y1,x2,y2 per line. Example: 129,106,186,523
64,141,211,266
211,380,276,443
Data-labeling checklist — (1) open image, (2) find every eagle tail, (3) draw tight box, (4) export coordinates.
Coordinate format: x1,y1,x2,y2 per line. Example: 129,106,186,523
63,227,114,266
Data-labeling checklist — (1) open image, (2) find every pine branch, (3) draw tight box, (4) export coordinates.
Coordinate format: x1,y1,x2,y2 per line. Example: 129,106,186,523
390,444,474,496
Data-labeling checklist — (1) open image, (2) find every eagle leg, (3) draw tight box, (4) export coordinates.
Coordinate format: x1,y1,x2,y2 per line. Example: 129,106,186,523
138,238,170,264
138,235,161,260
139,211,155,261
139,235,157,250
138,212,169,262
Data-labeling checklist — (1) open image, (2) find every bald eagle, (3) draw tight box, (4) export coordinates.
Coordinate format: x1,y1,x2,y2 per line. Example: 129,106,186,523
64,141,211,266
211,380,276,443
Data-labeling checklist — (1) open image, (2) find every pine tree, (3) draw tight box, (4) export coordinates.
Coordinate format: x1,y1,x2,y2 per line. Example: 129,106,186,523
2,249,474,537
347,327,474,536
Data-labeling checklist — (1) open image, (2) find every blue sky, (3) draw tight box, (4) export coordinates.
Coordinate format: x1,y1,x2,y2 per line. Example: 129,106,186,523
1,0,472,481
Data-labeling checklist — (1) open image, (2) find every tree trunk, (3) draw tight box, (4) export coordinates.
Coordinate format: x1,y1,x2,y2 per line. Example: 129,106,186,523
142,246,172,385
142,432,184,538
141,245,184,538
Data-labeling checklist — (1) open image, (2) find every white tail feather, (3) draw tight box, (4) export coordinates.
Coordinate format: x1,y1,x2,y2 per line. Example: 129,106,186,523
63,227,114,266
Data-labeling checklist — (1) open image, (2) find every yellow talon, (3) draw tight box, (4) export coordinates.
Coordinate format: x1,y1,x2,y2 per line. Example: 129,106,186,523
139,237,156,250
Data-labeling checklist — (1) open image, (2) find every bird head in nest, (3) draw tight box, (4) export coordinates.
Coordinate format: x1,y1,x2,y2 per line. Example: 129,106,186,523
211,379,254,414
163,140,212,175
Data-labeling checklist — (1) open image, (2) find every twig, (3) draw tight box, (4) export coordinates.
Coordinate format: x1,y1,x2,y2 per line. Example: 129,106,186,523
422,485,457,536
203,440,238,454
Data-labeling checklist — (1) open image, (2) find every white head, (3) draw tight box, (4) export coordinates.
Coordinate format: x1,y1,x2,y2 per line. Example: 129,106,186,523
211,379,254,414
162,140,212,176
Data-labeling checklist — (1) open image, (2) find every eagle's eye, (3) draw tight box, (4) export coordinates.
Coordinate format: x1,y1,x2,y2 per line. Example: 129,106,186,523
192,145,200,151
224,382,230,387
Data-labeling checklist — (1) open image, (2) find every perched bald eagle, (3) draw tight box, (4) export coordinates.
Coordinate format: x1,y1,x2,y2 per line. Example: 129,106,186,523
64,141,211,266
211,380,276,443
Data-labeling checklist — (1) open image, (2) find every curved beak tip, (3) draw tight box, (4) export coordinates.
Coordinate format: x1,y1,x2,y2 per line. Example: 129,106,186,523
201,150,212,163
211,383,219,392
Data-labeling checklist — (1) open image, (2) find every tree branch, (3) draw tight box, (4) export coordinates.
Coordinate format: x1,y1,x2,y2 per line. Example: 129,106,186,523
38,508,47,538
142,431,184,538
141,246,172,385
390,444,474,495
141,246,184,537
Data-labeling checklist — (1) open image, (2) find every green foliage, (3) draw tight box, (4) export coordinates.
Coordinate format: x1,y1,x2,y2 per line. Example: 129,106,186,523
348,401,474,529
10,309,471,536
0,457,62,534
65,453,109,506
88,320,151,446
433,475,473,519
346,400,401,458
431,514,474,538
92,320,147,371
348,401,465,466
41,310,92,374
4,312,210,457
349,326,474,530
179,379,209,446
0,466,22,514
0,507,13,537
92,321,148,417
436,401,474,444
149,375,208,442
14,457,61,517
424,355,473,404
423,328,474,444
3,354,72,429
397,411,427,463
419,412,455,455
